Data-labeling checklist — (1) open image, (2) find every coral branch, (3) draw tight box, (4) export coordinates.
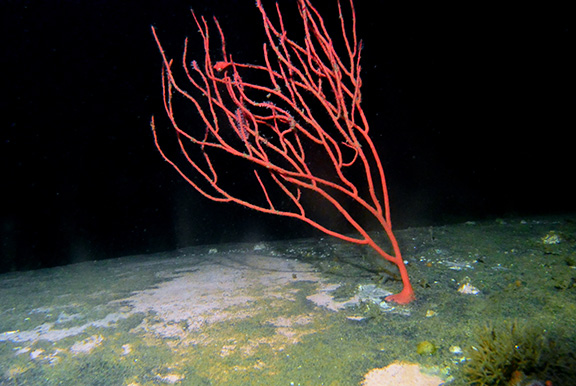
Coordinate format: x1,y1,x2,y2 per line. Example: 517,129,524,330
151,0,415,304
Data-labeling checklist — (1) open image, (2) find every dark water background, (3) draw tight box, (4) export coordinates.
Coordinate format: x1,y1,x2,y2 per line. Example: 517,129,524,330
2,1,574,272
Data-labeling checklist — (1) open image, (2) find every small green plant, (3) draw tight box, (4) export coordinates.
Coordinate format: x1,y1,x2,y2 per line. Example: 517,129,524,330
459,320,575,386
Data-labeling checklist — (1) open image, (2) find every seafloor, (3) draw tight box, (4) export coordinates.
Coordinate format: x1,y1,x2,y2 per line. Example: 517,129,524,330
1,215,575,385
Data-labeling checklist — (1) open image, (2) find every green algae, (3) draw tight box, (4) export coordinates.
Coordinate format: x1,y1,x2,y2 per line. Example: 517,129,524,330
454,321,576,386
